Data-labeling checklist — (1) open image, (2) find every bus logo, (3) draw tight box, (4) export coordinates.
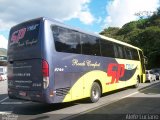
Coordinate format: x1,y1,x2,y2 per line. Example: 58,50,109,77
106,63,125,85
11,28,26,42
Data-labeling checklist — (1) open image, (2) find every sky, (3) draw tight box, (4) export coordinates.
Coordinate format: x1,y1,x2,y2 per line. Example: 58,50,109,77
0,0,159,49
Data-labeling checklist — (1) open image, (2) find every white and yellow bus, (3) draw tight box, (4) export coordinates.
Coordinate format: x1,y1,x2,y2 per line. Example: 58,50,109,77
7,17,146,103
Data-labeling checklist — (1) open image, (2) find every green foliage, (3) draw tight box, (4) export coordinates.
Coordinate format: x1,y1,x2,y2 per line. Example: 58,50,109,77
100,8,160,69
118,21,138,35
100,27,120,38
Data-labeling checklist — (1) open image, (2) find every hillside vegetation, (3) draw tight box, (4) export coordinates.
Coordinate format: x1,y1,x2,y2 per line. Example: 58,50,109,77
100,8,160,69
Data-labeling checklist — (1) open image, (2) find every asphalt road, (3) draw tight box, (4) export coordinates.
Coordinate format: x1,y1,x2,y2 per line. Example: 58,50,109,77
0,80,160,120
69,82,160,120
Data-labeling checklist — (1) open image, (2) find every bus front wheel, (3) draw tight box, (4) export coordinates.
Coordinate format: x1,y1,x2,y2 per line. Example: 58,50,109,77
90,82,101,103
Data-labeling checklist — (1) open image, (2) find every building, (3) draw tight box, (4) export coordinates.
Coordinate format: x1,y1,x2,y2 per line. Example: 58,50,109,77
0,48,7,66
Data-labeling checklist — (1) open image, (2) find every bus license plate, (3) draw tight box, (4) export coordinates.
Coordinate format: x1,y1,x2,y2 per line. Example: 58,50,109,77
19,91,26,96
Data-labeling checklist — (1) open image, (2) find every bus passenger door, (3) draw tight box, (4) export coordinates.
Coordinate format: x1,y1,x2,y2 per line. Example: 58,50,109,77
139,51,146,83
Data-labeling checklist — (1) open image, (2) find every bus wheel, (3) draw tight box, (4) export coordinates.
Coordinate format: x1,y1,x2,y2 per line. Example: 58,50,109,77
90,82,101,103
133,76,140,88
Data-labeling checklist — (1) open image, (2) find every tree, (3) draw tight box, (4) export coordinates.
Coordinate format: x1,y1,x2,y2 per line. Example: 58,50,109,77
100,7,160,69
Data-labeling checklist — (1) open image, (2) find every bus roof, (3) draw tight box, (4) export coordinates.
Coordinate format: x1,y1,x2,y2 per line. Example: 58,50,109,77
43,17,142,51
11,17,142,51
100,35,141,51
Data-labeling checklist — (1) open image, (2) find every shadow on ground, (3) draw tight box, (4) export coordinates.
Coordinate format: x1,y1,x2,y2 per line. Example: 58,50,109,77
12,102,76,115
138,81,160,95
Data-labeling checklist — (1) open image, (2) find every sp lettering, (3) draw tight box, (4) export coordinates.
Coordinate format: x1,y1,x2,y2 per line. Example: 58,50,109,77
106,63,125,85
11,28,26,42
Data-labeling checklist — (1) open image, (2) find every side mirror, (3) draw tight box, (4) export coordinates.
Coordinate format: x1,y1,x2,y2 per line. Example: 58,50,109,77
144,56,148,65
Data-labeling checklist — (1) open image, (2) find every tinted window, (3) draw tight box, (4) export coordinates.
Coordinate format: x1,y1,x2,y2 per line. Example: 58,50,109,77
9,20,40,50
124,47,132,60
52,26,81,54
132,49,139,60
100,39,115,58
113,45,119,58
81,34,100,56
8,20,41,60
117,45,125,59
150,71,153,74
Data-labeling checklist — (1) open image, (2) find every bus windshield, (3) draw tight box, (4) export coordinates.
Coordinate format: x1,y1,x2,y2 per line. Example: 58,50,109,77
8,20,41,60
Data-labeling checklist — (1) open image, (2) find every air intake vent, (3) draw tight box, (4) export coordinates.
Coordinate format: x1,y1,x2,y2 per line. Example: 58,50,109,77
56,87,70,96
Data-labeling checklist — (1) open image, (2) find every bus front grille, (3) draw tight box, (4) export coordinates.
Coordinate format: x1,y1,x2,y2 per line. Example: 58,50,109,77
56,87,70,96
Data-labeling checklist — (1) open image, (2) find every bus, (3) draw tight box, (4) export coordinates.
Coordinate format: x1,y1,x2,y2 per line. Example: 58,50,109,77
7,17,146,103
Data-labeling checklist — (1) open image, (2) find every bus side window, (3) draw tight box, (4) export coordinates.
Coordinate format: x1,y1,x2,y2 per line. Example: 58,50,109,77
124,47,132,60
52,26,81,54
132,49,139,60
117,45,124,59
80,34,100,56
113,45,119,58
100,39,115,58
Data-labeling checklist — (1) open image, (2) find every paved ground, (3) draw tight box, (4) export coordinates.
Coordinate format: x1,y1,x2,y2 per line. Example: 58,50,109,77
0,80,7,94
0,80,160,120
70,82,160,120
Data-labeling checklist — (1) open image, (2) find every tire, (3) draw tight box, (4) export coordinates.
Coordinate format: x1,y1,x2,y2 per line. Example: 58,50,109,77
133,76,140,88
90,82,101,103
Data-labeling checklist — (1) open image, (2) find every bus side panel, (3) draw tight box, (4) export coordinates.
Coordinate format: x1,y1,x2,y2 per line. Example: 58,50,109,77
51,54,115,102
51,53,139,103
